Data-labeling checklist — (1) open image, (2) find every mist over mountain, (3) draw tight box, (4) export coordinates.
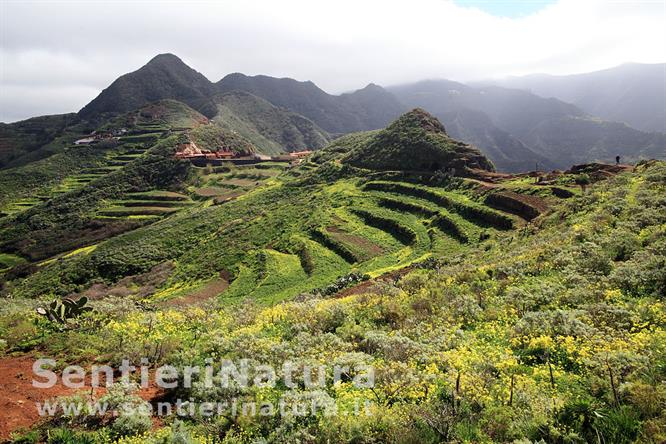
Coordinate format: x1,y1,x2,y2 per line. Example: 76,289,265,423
389,79,584,136
441,108,555,172
389,78,665,169
486,63,666,133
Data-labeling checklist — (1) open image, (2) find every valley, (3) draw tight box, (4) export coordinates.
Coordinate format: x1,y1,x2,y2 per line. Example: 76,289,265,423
2,108,540,304
0,53,664,444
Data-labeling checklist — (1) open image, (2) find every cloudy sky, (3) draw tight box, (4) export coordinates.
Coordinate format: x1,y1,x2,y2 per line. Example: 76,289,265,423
1,0,665,122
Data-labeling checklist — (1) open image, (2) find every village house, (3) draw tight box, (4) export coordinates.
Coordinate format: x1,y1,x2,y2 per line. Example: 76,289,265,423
289,150,312,159
74,128,126,145
174,141,236,160
74,137,96,145
272,150,313,164
175,141,311,165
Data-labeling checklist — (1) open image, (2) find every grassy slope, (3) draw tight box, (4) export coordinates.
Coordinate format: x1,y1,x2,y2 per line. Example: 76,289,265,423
211,91,330,155
2,161,663,444
1,110,544,304
0,113,85,168
0,101,212,263
3,160,523,302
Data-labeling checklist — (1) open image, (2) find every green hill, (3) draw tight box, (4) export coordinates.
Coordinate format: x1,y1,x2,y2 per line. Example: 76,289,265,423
1,90,665,442
188,124,256,155
211,91,330,155
341,109,494,173
0,113,84,168
118,99,210,128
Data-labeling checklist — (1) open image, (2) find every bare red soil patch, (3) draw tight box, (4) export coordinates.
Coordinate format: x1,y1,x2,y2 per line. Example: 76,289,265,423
0,355,72,441
0,355,165,441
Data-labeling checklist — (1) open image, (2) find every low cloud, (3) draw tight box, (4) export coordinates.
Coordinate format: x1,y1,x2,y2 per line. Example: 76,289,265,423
1,0,664,122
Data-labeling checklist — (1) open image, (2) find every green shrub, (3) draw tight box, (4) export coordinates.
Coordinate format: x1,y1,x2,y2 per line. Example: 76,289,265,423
99,382,152,437
10,429,41,444
594,406,642,444
110,412,152,438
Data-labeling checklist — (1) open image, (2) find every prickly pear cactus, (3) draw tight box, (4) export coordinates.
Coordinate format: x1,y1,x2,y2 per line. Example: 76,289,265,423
36,296,92,323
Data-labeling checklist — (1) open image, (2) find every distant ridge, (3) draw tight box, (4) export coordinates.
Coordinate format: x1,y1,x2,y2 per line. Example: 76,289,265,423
389,79,666,169
211,91,330,155
487,63,666,133
441,108,555,172
217,73,405,133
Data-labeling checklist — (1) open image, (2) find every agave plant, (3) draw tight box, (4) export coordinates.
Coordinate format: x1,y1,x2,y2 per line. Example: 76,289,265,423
36,296,92,324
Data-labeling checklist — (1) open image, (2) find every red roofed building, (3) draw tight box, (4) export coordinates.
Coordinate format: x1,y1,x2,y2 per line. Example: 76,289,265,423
289,150,313,159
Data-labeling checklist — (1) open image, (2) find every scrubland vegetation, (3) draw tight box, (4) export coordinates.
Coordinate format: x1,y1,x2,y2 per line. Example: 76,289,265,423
0,104,663,443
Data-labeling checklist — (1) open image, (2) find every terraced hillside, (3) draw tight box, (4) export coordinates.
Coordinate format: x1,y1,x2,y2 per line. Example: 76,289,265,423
0,102,214,264
1,110,577,307
97,191,194,220
189,162,287,203
3,99,662,444
5,169,530,302
0,132,160,218
0,101,203,219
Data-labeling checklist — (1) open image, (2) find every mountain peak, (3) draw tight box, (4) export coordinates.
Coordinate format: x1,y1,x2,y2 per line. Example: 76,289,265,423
343,109,493,173
219,72,248,82
79,54,217,118
396,108,447,134
360,82,382,91
146,53,185,65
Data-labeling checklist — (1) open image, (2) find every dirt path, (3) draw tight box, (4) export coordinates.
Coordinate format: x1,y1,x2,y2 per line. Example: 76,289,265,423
465,178,501,190
0,355,163,441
